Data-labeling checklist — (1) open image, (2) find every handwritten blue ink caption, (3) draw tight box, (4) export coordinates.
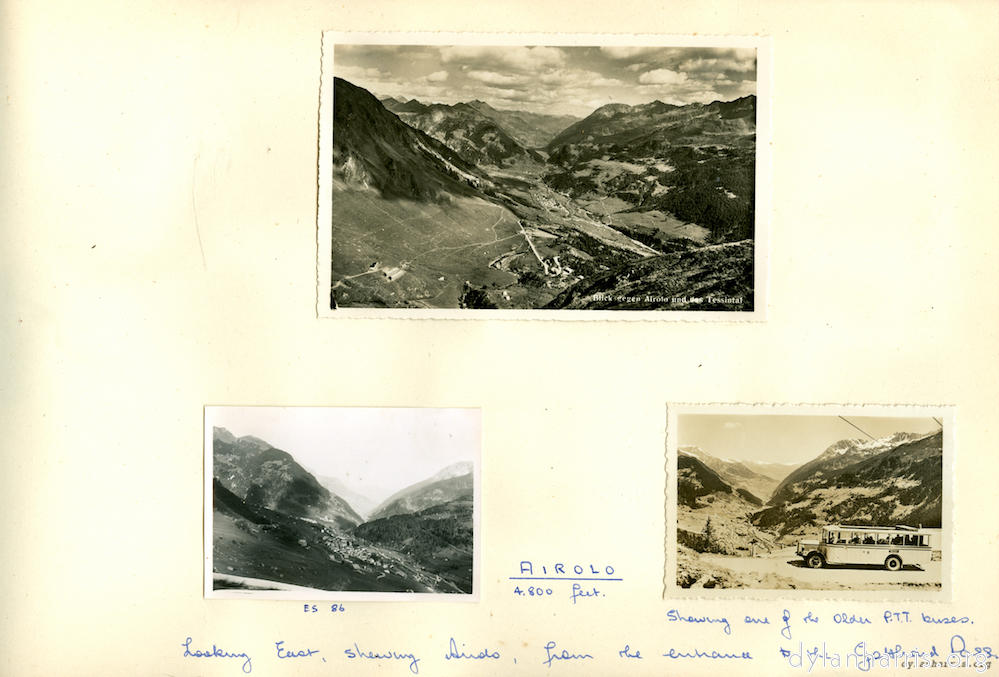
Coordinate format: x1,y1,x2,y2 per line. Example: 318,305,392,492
515,561,618,579
781,637,992,672
775,608,976,638
667,609,732,635
303,603,345,612
512,561,620,604
345,643,421,674
182,637,252,673
276,641,320,659
445,638,500,661
542,641,593,667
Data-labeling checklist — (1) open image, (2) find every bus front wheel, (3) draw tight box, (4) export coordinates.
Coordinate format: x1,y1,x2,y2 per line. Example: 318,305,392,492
885,555,902,572
806,553,824,569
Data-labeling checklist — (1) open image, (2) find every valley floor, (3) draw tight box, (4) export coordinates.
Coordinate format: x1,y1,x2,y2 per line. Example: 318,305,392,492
213,509,470,595
332,156,753,310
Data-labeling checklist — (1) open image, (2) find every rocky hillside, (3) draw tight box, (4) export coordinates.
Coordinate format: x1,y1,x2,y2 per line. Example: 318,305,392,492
545,239,753,310
384,97,578,150
383,100,543,168
769,432,925,505
753,430,943,536
679,445,795,502
213,427,363,529
368,462,474,521
334,77,493,202
547,95,755,157
678,452,762,508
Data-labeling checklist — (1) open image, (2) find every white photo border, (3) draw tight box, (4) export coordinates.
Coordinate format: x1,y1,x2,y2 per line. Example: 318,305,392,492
204,405,483,602
318,31,771,320
664,403,955,602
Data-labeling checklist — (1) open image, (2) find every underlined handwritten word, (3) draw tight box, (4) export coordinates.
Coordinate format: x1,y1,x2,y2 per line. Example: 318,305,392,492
182,637,252,673
345,643,421,674
519,562,615,577
542,641,593,667
444,638,500,661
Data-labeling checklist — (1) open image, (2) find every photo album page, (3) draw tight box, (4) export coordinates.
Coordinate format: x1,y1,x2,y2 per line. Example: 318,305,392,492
2,1,997,676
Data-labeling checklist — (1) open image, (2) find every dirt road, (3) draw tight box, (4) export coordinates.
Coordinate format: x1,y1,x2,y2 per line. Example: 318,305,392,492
698,547,942,590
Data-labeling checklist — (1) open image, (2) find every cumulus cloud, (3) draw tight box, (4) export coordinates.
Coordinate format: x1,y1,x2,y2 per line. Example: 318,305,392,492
638,68,689,85
425,70,449,82
467,70,529,87
600,46,672,60
592,77,625,88
440,45,566,72
679,57,755,75
335,64,385,82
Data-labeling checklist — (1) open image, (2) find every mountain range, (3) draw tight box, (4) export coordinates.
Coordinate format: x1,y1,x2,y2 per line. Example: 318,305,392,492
213,429,363,528
211,426,475,593
331,77,757,310
678,452,764,509
334,77,492,203
678,430,942,538
679,445,799,502
753,430,943,535
381,97,579,150
368,461,474,521
677,427,944,565
546,95,755,158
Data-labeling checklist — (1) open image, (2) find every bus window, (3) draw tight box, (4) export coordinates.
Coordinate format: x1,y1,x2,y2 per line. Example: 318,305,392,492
864,535,875,544
877,534,889,545
892,535,903,545
851,533,861,544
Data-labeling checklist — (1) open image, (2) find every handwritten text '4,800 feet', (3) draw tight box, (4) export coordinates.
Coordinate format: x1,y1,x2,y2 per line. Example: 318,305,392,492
511,560,621,604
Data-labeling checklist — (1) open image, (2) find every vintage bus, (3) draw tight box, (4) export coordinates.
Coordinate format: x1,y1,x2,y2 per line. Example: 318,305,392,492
796,525,934,571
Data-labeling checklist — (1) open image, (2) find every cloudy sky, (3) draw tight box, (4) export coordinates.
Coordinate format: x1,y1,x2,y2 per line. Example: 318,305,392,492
679,414,942,465
208,407,480,504
334,44,756,117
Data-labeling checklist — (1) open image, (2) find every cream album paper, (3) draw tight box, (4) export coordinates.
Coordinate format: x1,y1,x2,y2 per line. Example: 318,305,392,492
2,1,997,675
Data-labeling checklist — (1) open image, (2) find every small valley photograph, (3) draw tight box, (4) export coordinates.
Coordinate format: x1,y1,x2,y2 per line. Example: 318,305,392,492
671,409,948,594
324,37,763,312
205,407,480,599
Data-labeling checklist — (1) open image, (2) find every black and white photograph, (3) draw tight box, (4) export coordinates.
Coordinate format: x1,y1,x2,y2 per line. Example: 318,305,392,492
204,407,481,600
669,406,951,598
319,34,768,316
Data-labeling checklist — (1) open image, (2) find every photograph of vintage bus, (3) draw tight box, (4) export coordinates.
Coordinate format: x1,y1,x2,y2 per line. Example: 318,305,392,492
796,525,941,572
674,409,948,594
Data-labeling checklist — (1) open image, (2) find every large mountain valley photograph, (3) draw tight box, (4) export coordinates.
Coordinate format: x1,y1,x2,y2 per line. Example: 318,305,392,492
324,39,763,311
672,411,948,594
205,407,480,599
